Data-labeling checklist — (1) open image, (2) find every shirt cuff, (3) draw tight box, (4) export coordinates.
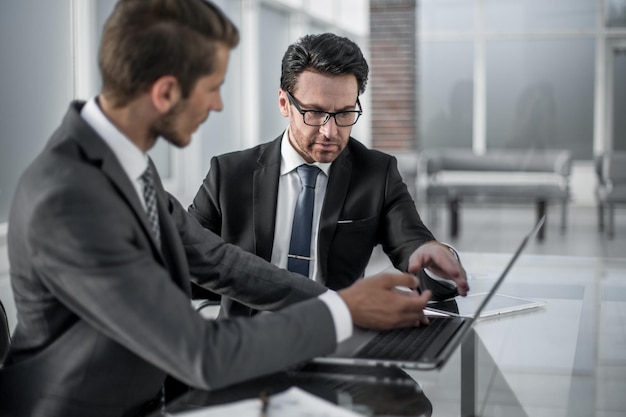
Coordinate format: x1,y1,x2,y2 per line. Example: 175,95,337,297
318,290,353,343
423,242,460,288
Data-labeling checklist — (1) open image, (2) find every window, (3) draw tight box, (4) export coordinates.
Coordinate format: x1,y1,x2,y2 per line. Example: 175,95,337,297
419,41,474,149
0,0,73,223
612,48,626,150
418,0,618,160
485,38,595,158
483,0,596,31
419,0,474,32
0,0,369,226
606,0,626,27
259,5,291,140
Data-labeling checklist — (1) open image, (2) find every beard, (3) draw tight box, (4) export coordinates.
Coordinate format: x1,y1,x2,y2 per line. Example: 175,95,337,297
148,99,188,148
289,125,344,164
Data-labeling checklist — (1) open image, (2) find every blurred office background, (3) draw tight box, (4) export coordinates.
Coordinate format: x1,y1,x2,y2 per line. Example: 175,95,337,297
2,3,626,415
1,0,626,325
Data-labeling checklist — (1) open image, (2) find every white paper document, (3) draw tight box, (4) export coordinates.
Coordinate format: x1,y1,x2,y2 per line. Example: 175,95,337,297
169,386,363,417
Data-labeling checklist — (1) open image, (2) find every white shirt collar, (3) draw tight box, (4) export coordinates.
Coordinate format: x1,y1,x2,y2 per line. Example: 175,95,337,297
80,97,149,182
280,129,332,176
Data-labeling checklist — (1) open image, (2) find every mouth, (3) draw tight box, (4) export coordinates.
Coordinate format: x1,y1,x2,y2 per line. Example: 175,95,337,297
313,142,338,150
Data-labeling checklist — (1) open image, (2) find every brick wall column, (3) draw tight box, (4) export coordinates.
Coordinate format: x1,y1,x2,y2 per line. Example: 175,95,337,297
369,0,417,151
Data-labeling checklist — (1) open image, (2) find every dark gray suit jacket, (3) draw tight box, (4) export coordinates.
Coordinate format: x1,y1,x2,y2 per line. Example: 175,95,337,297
189,136,456,317
0,102,337,417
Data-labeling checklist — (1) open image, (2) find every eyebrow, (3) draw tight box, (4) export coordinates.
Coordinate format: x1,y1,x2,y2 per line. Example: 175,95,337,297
299,100,358,112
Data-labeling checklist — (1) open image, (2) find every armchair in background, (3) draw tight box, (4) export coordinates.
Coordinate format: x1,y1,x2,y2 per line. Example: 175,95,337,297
595,151,626,238
418,148,572,241
0,298,10,365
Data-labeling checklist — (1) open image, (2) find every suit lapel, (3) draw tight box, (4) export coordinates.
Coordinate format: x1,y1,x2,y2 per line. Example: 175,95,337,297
252,137,282,261
64,102,164,262
318,144,352,281
65,102,188,293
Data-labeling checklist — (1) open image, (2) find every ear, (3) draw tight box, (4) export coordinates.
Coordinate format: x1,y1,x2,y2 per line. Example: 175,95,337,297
278,89,290,118
150,75,182,114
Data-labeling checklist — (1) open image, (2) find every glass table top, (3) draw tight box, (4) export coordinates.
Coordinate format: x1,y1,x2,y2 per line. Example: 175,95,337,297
408,252,626,417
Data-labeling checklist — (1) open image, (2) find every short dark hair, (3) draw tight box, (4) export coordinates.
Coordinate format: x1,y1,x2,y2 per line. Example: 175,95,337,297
280,33,369,96
99,0,239,107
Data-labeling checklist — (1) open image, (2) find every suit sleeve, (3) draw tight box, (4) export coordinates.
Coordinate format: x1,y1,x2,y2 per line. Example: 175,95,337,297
379,156,457,300
173,193,331,309
28,176,337,391
188,156,222,234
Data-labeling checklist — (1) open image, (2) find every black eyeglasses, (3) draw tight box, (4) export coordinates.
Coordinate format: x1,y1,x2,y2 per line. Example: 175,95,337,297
286,91,362,127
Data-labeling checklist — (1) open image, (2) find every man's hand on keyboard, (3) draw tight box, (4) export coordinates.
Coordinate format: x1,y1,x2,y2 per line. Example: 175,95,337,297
338,273,432,331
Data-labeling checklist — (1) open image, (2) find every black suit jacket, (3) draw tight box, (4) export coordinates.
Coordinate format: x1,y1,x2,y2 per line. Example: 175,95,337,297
0,103,338,417
189,136,456,317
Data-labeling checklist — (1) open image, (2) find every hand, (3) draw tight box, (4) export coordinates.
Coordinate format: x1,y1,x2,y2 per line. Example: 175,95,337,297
338,273,432,331
407,241,469,296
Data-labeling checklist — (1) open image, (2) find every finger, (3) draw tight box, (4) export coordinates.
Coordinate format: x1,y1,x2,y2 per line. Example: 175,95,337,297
376,290,431,329
416,314,430,327
414,288,432,306
427,252,462,278
453,274,470,296
407,250,424,273
398,308,431,329
407,243,458,275
409,246,466,283
397,289,432,313
377,272,420,291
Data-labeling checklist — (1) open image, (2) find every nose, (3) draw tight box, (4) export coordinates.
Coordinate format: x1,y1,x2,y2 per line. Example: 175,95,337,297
319,115,338,137
211,93,224,112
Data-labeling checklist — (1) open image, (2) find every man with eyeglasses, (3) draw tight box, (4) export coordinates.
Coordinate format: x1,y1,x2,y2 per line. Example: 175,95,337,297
189,33,468,318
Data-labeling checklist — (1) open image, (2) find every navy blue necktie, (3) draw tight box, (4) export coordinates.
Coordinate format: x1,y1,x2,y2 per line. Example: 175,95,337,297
287,165,321,277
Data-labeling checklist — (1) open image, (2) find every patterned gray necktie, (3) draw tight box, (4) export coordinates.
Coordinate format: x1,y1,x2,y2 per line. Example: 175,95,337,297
141,165,165,411
287,164,321,277
140,165,161,247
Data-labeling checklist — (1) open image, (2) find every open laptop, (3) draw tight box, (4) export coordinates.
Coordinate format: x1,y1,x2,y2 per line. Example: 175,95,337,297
314,216,545,371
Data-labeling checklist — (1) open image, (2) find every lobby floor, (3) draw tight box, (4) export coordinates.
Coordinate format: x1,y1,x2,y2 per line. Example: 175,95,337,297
365,203,625,278
422,203,625,260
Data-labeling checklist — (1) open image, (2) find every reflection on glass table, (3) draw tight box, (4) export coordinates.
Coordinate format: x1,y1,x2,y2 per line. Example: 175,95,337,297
162,363,433,417
155,253,626,417
410,253,626,417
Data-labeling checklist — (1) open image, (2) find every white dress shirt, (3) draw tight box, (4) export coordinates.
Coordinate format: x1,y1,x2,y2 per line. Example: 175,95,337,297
268,130,353,341
80,97,149,209
270,130,331,282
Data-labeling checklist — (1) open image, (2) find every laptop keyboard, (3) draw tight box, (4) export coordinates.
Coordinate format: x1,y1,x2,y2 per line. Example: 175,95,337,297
355,317,451,361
